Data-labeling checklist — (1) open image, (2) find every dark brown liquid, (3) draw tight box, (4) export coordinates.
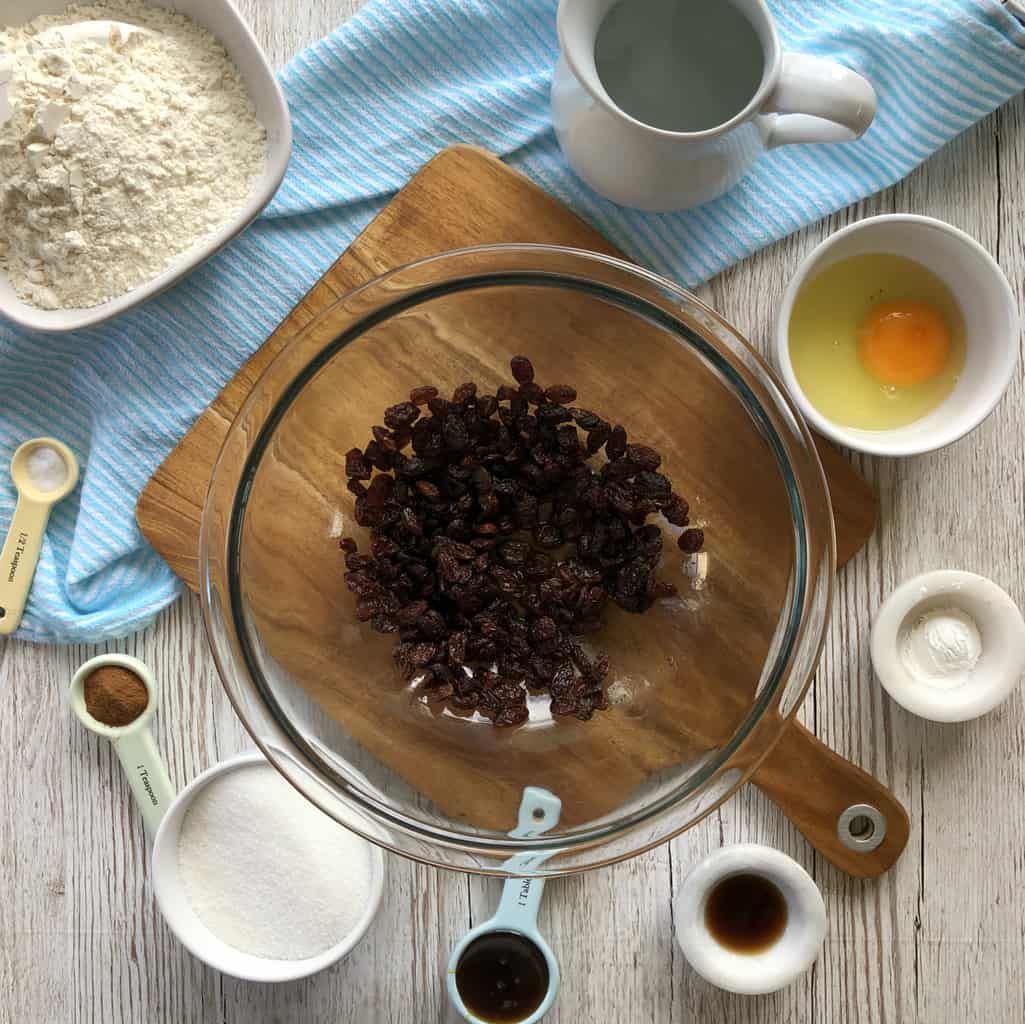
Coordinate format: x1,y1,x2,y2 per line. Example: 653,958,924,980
455,931,549,1023
705,873,788,953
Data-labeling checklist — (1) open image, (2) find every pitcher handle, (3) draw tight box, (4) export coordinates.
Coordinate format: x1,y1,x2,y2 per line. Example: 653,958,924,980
764,53,876,148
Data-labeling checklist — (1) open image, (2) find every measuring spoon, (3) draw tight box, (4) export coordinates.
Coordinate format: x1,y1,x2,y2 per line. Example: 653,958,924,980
0,438,78,635
68,654,175,836
447,787,563,1024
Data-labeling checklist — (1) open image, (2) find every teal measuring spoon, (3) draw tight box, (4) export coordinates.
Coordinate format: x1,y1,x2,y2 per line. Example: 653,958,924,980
447,787,562,1023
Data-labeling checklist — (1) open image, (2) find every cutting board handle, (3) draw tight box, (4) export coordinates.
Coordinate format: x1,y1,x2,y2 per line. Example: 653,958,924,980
751,719,910,878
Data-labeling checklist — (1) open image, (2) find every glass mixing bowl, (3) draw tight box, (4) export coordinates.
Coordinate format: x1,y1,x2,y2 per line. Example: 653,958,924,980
200,245,834,876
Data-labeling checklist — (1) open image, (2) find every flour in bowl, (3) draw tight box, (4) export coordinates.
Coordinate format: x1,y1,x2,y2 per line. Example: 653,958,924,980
0,1,266,310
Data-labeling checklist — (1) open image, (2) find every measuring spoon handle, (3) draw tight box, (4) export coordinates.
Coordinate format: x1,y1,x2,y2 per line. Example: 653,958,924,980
0,496,50,635
494,786,564,930
113,729,175,836
496,860,549,928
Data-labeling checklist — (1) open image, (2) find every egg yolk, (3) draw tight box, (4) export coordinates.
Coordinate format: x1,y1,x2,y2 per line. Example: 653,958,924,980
858,300,950,387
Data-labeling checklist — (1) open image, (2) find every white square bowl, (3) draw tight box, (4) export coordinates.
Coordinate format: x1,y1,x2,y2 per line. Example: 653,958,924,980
0,0,292,333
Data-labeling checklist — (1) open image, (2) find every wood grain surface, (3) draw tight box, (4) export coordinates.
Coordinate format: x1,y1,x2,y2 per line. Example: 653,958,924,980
2,2,1024,1022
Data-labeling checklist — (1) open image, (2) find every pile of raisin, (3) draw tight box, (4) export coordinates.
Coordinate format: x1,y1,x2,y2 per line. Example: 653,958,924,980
340,356,704,727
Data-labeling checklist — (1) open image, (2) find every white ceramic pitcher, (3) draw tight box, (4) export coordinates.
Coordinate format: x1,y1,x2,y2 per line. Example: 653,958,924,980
551,0,877,211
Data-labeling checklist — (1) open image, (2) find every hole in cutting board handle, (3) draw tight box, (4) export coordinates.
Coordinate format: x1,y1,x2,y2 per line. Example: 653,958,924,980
847,815,874,840
837,803,887,853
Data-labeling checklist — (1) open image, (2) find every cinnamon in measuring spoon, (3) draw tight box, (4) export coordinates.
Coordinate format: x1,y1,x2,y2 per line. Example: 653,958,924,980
83,666,149,727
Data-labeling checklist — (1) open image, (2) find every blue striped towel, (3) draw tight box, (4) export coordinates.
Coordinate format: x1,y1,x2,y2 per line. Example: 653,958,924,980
2,0,1024,643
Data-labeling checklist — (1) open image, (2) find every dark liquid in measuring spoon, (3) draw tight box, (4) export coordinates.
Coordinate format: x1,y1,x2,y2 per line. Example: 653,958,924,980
705,873,788,953
456,931,549,1023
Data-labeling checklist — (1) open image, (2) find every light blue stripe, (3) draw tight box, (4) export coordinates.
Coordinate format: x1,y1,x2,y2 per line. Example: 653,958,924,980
355,18,528,152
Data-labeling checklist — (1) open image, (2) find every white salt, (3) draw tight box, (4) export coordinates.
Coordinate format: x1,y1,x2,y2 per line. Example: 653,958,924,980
25,444,68,493
177,762,373,960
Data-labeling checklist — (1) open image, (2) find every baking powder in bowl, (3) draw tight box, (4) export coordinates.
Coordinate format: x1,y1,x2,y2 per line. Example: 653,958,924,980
177,763,373,960
900,607,982,689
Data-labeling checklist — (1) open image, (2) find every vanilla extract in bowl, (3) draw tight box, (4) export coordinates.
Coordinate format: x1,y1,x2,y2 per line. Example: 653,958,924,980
704,872,789,954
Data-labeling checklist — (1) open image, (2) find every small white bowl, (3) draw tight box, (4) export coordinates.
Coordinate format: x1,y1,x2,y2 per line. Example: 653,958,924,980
674,844,826,995
775,215,1019,456
871,570,1025,723
0,1,292,333
152,752,384,983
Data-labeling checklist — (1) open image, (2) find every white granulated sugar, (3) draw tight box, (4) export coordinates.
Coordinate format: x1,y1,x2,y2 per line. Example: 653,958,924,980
25,444,69,492
178,763,373,961
0,1,266,310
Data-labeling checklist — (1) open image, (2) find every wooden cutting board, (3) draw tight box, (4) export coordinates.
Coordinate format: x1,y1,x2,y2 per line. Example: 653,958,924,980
137,146,905,877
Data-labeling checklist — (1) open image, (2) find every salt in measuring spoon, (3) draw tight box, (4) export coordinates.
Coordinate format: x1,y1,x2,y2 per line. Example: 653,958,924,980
0,438,79,635
68,654,175,836
447,787,563,1024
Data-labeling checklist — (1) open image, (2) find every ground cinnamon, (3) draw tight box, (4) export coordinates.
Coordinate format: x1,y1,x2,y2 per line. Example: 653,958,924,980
83,666,149,727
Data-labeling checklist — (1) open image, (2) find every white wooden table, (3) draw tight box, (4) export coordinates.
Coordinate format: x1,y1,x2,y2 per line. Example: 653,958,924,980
3,3,1024,1021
